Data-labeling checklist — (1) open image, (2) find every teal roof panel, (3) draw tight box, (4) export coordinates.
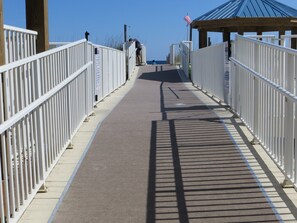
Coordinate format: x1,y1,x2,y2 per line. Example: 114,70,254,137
194,0,297,21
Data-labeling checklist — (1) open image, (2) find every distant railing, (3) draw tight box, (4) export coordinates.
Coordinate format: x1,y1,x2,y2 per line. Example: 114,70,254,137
124,41,136,78
4,25,38,63
93,44,126,102
0,36,130,222
180,41,192,79
141,44,147,65
230,35,297,187
169,44,180,65
191,42,229,103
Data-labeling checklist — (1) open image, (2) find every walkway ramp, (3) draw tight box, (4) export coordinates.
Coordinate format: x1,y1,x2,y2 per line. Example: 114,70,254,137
52,65,282,222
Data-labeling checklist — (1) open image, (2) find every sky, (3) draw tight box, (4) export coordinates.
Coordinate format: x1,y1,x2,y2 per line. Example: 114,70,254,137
3,0,297,60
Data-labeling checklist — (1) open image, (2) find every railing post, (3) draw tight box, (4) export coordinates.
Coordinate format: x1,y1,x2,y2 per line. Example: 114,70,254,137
84,40,90,122
283,53,295,187
35,59,46,183
251,42,259,144
66,48,73,149
0,163,4,222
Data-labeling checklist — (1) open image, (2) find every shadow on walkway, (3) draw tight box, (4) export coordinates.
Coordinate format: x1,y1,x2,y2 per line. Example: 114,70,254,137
145,66,281,223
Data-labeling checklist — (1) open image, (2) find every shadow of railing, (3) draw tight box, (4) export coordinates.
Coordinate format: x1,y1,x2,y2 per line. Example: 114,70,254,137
145,66,282,223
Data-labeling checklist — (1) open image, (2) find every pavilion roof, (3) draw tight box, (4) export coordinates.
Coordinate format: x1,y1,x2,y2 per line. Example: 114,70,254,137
194,0,297,21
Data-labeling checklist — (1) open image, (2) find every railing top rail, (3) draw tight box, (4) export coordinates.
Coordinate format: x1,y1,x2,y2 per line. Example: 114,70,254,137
244,35,276,38
4,24,38,35
237,35,297,54
281,34,297,38
0,39,86,73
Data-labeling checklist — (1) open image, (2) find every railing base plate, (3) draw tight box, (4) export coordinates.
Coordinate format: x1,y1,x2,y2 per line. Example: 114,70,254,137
67,143,74,150
38,184,48,193
232,113,239,118
282,179,294,188
251,138,260,145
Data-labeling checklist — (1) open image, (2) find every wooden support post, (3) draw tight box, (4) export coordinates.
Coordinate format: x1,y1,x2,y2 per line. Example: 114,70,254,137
223,31,231,57
257,30,262,40
279,29,285,46
124,24,127,43
26,0,49,53
199,29,207,49
291,28,297,50
0,0,5,65
189,25,192,42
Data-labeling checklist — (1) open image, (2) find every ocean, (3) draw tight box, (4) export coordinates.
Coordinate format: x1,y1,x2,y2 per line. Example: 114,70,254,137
146,60,167,65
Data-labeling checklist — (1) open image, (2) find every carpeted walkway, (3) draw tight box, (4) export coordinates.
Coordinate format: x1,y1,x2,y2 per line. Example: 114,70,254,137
52,65,281,223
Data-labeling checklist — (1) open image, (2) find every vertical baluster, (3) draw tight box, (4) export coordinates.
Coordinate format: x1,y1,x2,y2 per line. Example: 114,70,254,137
30,64,36,188
35,59,46,182
293,55,297,184
284,53,294,181
0,72,6,222
8,30,12,63
66,48,72,141
0,162,4,222
21,64,29,200
5,69,17,217
11,68,21,212
24,62,33,194
4,30,8,64
1,133,10,221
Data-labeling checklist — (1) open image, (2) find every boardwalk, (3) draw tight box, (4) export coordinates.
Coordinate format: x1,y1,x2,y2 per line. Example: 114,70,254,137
43,65,296,223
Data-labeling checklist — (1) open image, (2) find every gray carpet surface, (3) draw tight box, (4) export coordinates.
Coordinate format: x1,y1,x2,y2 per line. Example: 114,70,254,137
53,65,280,223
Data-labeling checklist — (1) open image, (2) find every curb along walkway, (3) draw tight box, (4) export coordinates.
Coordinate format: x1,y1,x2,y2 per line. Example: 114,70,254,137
50,65,296,223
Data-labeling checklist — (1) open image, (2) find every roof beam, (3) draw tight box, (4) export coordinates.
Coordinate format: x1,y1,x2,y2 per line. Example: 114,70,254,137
192,18,297,32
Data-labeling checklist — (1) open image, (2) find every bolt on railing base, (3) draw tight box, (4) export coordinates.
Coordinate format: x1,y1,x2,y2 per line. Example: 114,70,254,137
251,137,260,145
38,184,48,193
90,111,96,117
232,113,239,118
67,143,74,150
84,117,90,122
282,179,294,188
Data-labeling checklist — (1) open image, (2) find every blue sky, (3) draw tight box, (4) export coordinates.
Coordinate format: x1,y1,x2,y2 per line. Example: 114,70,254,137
3,0,297,60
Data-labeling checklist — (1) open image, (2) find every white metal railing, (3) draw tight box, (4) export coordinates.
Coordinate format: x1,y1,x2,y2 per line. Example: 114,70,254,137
124,41,136,78
230,35,297,187
180,41,192,79
170,44,180,65
141,44,147,65
93,44,126,102
4,25,38,64
0,37,129,222
280,35,297,48
191,42,229,103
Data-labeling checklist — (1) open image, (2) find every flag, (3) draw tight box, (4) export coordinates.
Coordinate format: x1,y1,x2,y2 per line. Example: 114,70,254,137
184,15,192,25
